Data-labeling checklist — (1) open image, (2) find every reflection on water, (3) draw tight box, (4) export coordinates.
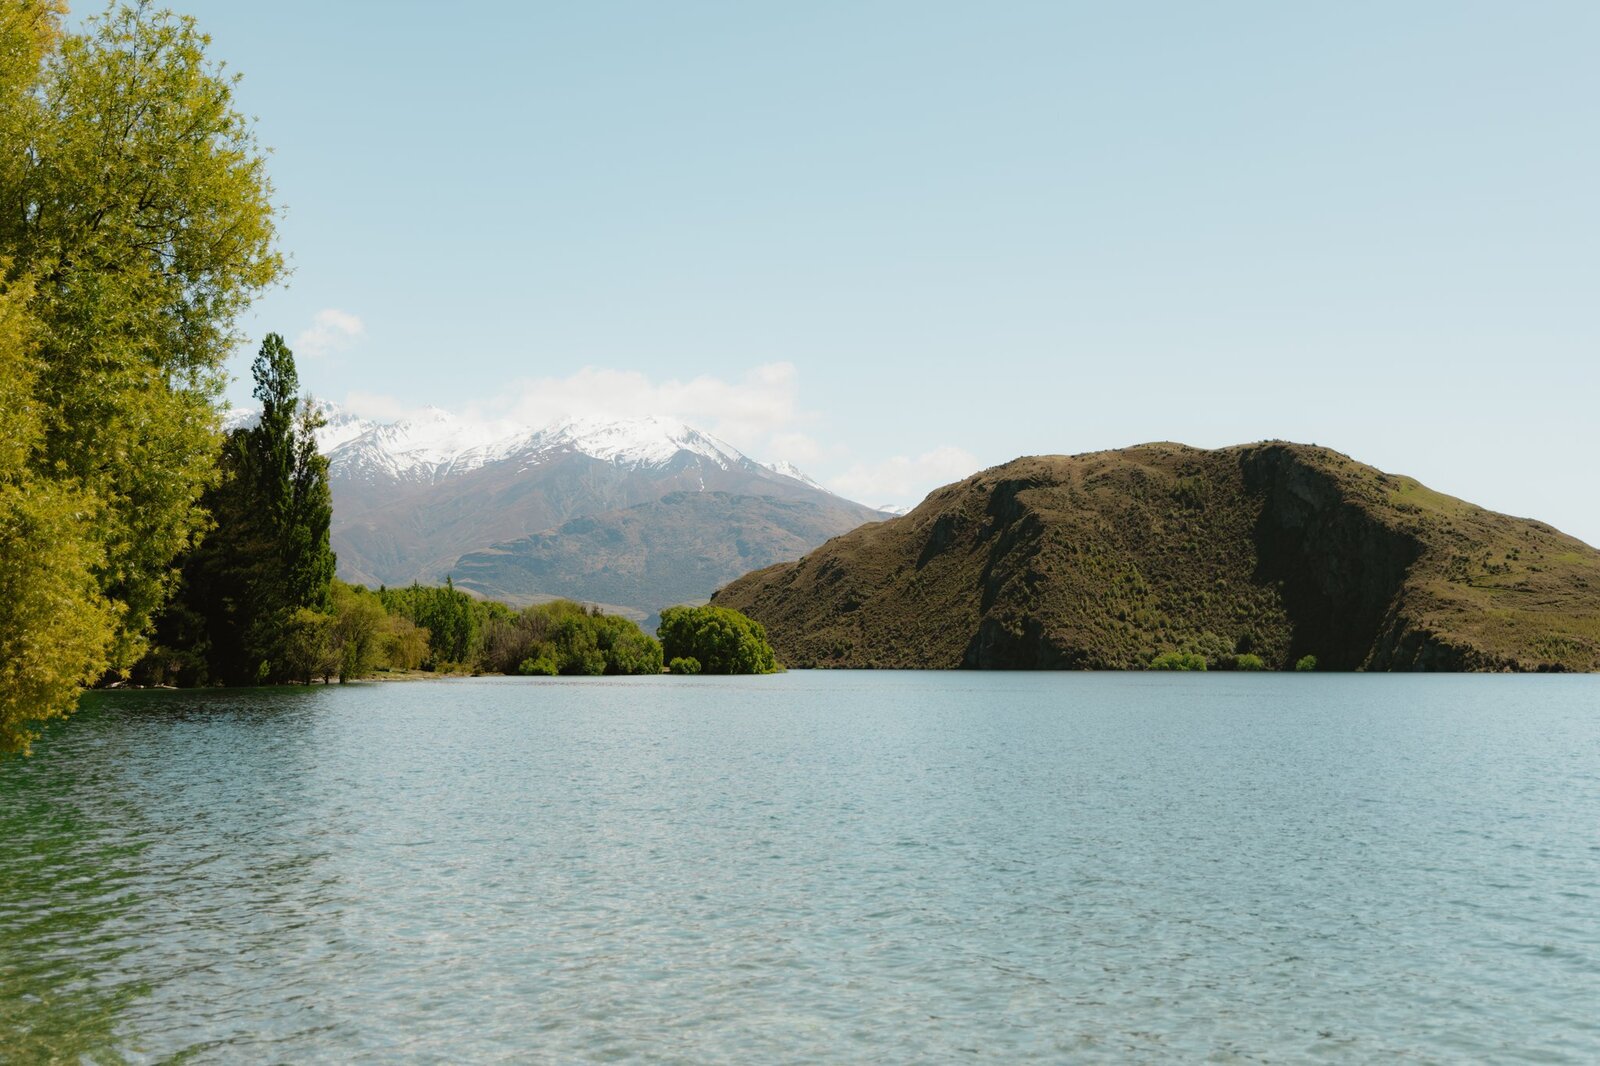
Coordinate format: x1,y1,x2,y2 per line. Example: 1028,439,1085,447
2,674,1598,1061
1,731,148,1063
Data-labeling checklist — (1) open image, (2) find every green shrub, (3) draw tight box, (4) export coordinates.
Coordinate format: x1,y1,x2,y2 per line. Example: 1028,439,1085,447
608,627,665,676
1235,653,1266,671
657,605,780,675
1150,650,1207,671
668,656,701,675
489,600,662,676
1295,654,1318,672
517,655,557,676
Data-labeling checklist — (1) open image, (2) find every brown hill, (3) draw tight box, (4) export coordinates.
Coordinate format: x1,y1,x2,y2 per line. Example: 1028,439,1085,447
712,442,1600,671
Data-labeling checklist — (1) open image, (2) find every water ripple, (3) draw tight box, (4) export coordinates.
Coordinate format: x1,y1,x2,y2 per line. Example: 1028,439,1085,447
2,673,1598,1062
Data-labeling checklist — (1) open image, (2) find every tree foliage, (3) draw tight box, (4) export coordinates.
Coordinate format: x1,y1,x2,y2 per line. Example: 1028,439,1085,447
380,578,482,669
482,599,663,677
5,1,282,666
281,608,337,685
0,268,117,753
332,582,388,682
382,614,431,671
657,605,779,675
1149,651,1207,671
0,1,281,744
142,335,334,684
248,335,335,613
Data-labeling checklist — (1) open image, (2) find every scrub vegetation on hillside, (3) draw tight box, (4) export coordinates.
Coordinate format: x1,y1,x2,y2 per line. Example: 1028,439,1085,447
715,442,1600,672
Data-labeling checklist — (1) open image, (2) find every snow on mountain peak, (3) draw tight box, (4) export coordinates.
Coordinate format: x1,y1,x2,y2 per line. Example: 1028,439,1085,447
765,460,825,491
231,401,833,491
313,402,380,452
222,399,378,454
529,415,747,470
337,408,530,481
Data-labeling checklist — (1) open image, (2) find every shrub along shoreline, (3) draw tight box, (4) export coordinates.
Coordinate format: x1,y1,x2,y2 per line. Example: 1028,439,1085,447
138,582,783,685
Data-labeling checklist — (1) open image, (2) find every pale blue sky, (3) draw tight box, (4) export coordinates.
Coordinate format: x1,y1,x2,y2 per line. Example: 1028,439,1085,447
73,2,1600,538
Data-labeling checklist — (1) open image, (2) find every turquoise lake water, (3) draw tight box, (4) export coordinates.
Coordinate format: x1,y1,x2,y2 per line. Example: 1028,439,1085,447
2,672,1597,1062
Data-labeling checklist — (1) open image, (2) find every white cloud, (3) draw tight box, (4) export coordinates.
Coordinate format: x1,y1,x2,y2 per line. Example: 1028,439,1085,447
295,308,366,359
335,363,982,510
476,362,809,454
337,361,810,455
341,390,416,422
827,446,982,509
767,431,834,465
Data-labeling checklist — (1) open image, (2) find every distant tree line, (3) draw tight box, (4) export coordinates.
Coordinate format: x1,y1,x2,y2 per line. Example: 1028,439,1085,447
483,600,664,676
135,338,781,686
136,334,780,684
1146,650,1319,671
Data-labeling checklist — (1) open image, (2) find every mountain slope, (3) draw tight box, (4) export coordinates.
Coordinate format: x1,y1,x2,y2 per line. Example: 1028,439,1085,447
228,403,887,595
712,442,1600,672
453,491,886,623
311,410,884,589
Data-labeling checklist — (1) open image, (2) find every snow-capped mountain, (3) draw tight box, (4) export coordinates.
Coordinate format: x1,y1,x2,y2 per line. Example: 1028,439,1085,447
767,461,825,492
224,399,377,451
325,406,533,484
259,404,893,611
227,401,833,492
521,415,748,472
313,405,381,453
219,399,891,613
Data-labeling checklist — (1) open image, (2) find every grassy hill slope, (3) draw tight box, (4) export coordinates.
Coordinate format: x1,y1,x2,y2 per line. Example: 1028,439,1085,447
712,442,1600,671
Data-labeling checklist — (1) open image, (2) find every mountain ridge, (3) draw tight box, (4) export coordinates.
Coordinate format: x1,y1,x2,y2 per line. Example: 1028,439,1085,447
228,402,834,490
223,403,893,614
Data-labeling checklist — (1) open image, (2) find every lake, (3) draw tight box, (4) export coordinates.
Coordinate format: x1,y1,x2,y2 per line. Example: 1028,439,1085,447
2,672,1597,1062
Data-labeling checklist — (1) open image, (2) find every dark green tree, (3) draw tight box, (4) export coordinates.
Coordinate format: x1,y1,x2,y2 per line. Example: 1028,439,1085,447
247,335,335,614
143,334,334,684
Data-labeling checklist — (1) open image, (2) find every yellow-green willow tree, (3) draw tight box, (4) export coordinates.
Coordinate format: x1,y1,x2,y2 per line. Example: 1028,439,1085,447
0,270,118,754
0,1,282,752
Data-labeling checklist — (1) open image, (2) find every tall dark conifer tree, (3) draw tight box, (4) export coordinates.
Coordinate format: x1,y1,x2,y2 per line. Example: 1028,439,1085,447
143,334,335,684
249,334,335,616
